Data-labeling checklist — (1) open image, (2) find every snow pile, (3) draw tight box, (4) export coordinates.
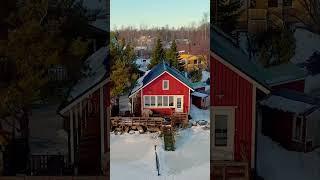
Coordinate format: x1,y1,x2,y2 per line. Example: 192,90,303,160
257,134,320,180
110,127,209,180
291,28,320,64
190,104,210,122
201,71,210,82
260,95,312,114
192,91,208,98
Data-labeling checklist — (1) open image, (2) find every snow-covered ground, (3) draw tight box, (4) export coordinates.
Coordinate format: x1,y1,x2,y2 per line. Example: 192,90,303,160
190,104,210,122
257,134,320,180
135,58,151,72
110,126,209,180
29,104,68,155
291,28,320,65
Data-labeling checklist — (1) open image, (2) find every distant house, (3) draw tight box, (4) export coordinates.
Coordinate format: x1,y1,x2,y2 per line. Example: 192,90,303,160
211,26,271,170
58,47,109,175
179,54,207,72
260,89,320,152
129,61,194,116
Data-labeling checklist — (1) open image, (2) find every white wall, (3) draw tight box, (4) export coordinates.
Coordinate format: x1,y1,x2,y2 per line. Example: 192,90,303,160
306,109,320,148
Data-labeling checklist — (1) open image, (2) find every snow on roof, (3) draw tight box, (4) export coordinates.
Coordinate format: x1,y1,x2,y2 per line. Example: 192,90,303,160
130,70,151,95
192,91,208,98
291,28,320,64
67,47,107,101
260,95,314,114
130,61,194,97
264,62,307,85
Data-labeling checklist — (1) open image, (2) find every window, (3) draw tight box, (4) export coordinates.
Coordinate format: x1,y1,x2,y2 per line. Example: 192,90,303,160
268,0,278,7
144,96,150,107
215,115,228,146
151,96,156,106
163,96,169,106
163,80,169,90
157,96,162,106
194,60,197,64
177,97,182,108
169,96,174,106
293,116,303,141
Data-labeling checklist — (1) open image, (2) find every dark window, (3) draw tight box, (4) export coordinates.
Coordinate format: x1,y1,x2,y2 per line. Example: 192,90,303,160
215,115,228,146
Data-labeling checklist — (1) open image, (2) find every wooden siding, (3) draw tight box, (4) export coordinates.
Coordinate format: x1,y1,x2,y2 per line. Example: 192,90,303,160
210,56,254,164
142,72,190,114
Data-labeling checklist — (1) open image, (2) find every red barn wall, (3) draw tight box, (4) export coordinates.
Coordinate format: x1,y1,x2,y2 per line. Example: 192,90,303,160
272,79,305,92
142,72,190,115
210,56,254,164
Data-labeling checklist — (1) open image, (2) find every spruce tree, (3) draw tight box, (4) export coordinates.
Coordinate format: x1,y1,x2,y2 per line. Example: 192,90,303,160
149,38,165,69
166,40,180,69
215,0,242,34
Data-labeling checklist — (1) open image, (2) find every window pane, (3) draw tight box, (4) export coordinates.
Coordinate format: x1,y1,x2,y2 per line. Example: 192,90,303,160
151,96,156,106
215,115,228,146
163,80,168,89
177,98,182,108
145,96,150,106
169,96,174,106
157,96,162,106
163,96,169,106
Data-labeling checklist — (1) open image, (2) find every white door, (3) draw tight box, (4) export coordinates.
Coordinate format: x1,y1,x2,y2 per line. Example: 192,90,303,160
176,96,183,112
212,107,235,160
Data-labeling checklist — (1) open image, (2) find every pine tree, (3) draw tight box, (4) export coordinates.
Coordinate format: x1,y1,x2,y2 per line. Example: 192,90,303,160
215,0,242,34
110,34,138,97
149,38,165,69
166,40,180,69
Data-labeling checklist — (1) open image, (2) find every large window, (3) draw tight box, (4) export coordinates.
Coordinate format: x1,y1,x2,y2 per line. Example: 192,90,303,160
144,95,177,108
215,115,228,146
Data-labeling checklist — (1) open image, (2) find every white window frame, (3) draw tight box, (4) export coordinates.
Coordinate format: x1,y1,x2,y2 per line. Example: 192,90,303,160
143,95,180,108
292,115,304,142
162,80,169,90
212,106,235,160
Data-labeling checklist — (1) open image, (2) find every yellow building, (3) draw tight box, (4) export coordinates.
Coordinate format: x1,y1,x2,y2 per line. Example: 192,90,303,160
179,54,207,72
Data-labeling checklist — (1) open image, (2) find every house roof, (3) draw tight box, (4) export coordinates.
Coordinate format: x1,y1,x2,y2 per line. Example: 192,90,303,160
130,61,194,97
211,26,270,91
58,47,109,114
260,89,320,116
263,62,307,85
192,82,207,89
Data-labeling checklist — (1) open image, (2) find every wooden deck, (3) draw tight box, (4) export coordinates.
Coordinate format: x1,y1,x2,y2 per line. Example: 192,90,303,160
211,160,249,180
110,113,189,133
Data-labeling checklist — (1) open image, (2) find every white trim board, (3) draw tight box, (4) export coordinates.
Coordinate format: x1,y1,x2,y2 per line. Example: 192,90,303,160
210,51,270,94
129,71,194,98
59,77,110,115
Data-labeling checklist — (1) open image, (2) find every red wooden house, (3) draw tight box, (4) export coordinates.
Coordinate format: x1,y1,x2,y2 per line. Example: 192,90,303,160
210,27,271,170
129,61,194,116
58,47,109,175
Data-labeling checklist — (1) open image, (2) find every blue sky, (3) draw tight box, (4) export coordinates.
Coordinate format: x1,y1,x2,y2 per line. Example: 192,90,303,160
110,0,209,30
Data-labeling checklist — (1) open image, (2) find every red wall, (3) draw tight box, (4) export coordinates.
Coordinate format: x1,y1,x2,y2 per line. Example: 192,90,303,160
210,56,254,164
271,79,305,92
142,72,190,115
